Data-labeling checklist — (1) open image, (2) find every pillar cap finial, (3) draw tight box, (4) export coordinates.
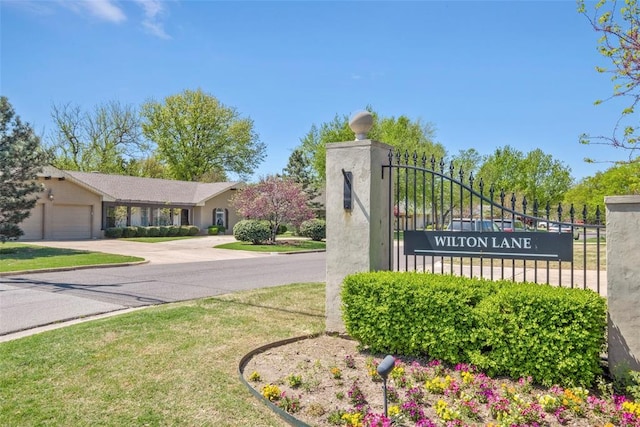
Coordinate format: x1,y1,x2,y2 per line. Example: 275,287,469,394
349,111,373,140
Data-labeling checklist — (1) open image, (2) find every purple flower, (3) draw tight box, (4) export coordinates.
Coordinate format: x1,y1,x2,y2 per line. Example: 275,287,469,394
401,400,425,422
405,386,425,404
348,381,367,406
415,418,437,427
362,412,392,427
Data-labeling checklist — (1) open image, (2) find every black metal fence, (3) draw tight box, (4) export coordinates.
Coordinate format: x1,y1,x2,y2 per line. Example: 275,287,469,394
383,150,606,296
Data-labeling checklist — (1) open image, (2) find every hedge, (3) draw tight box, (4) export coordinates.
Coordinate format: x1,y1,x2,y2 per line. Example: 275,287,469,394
233,220,270,244
103,226,200,239
341,271,607,387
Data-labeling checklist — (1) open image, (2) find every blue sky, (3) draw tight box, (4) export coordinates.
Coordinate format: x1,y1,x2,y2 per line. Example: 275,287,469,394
0,0,628,182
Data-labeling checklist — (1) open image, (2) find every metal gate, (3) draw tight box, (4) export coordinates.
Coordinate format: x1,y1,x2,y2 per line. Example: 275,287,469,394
383,150,606,296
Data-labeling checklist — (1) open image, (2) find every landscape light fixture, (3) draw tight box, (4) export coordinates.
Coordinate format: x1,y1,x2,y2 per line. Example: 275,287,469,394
48,189,54,201
376,354,396,418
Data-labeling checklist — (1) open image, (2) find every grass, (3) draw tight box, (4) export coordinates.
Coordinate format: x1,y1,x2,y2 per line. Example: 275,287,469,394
0,282,325,426
0,243,144,273
216,239,326,252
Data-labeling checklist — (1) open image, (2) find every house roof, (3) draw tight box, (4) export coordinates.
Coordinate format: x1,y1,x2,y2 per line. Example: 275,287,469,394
40,166,241,206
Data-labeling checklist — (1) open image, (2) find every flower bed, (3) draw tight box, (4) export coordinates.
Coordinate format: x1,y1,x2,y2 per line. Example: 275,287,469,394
242,335,640,427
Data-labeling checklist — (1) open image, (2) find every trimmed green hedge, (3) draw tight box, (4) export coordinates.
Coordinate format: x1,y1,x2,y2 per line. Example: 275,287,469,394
299,219,325,241
341,271,607,387
104,225,200,239
208,225,226,235
233,220,270,244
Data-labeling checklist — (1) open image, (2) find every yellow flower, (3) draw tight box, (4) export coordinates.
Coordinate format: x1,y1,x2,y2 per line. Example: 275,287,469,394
461,371,474,384
622,401,640,416
388,405,401,417
341,411,363,427
261,384,281,401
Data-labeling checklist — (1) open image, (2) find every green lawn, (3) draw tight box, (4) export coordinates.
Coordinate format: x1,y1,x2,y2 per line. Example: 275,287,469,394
0,283,325,426
0,243,144,273
216,240,326,252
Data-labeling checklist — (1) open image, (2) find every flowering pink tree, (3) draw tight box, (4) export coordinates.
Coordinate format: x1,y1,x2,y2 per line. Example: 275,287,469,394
231,176,315,243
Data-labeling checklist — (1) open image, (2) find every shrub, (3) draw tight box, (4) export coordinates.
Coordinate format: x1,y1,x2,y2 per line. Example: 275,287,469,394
233,220,270,244
341,271,607,388
178,226,190,236
277,224,287,235
299,219,325,241
136,226,148,237
122,226,138,238
104,227,123,238
208,226,219,235
470,281,606,387
147,226,160,237
167,226,180,237
187,226,199,236
158,226,169,237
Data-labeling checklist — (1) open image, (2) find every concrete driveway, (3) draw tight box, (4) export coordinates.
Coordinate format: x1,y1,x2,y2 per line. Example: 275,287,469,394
24,235,268,265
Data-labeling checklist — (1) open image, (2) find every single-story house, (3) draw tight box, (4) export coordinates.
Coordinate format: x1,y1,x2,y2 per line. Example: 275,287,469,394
19,166,244,240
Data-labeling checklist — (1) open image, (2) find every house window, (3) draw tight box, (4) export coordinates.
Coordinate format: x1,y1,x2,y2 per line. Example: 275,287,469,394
215,208,225,227
106,206,116,228
141,208,149,226
159,208,171,226
181,209,190,225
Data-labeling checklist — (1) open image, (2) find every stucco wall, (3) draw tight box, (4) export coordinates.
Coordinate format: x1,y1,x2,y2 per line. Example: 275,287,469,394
325,140,392,333
21,178,102,240
606,195,640,374
198,190,242,233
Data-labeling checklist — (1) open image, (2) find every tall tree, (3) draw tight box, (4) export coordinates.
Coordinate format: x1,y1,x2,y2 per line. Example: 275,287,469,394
564,159,640,223
0,97,50,242
450,148,484,179
230,176,314,243
123,155,169,179
298,109,444,182
477,146,572,211
477,146,525,196
141,89,266,182
48,101,147,174
299,114,355,183
579,0,640,163
282,148,320,208
518,149,573,208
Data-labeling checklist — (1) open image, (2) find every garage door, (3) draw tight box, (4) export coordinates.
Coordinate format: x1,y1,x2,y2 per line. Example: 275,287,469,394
20,203,44,240
52,204,91,240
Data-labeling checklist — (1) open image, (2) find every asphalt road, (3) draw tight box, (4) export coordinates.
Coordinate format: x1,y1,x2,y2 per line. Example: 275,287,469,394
0,252,326,339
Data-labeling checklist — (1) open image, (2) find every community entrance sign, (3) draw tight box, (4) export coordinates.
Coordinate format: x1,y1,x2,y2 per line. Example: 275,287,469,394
404,230,573,261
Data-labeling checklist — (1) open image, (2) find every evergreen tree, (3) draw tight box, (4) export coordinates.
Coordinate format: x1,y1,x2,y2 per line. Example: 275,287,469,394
282,148,320,209
0,97,50,242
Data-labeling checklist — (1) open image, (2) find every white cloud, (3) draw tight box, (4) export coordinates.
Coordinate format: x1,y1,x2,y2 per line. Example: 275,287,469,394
77,0,127,23
134,0,171,39
16,0,171,39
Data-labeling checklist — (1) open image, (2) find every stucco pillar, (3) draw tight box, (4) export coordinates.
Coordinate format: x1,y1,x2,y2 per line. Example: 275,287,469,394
325,137,392,333
606,195,640,374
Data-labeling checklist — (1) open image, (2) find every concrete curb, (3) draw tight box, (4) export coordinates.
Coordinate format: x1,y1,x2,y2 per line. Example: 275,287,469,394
0,260,149,277
0,307,149,343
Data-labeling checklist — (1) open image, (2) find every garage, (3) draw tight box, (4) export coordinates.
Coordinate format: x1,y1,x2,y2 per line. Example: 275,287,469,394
20,203,44,240
52,204,92,240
